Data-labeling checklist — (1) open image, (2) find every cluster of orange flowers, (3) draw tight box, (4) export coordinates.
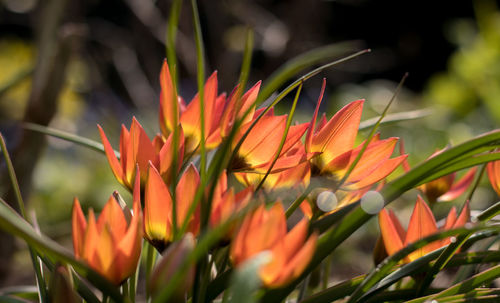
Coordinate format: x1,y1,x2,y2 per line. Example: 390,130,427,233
71,59,498,289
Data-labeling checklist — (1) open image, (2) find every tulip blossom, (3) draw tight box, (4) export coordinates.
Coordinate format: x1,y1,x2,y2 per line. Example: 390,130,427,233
230,108,309,176
210,170,253,235
159,59,261,154
72,175,143,285
235,140,311,190
230,203,317,288
144,162,200,252
99,117,184,190
378,196,470,263
401,143,477,203
305,80,407,191
487,159,500,196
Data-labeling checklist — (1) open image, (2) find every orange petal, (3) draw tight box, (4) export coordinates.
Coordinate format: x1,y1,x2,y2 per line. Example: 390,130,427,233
280,123,309,156
399,139,411,172
144,164,173,243
97,196,128,238
98,125,125,187
82,210,99,268
236,115,286,167
305,78,326,153
438,168,477,202
180,72,218,152
452,200,470,229
115,206,143,283
379,208,405,256
130,118,158,182
159,129,185,183
176,164,201,234
443,207,457,231
344,155,408,190
344,138,399,182
405,196,440,260
487,160,500,196
311,100,364,166
159,59,179,135
95,224,116,283
72,198,87,258
230,206,254,265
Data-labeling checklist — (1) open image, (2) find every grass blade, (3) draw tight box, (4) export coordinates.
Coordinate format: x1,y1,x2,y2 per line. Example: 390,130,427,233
22,122,119,158
358,108,433,131
259,41,362,101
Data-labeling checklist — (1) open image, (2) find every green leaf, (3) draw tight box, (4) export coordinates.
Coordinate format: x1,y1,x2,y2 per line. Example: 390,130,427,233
259,41,362,101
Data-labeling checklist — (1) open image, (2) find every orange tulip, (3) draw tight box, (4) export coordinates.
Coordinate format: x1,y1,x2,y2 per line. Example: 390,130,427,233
72,175,143,285
230,108,309,176
230,203,317,288
234,140,311,190
159,60,261,154
144,162,200,251
401,143,477,203
378,196,470,263
210,170,253,231
487,159,500,196
99,117,184,190
305,80,407,191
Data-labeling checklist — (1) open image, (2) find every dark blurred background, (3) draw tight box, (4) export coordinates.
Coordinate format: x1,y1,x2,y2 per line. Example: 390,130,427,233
1,0,499,288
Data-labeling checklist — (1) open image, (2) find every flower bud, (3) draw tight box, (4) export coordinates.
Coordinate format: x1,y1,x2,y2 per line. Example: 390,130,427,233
149,233,195,301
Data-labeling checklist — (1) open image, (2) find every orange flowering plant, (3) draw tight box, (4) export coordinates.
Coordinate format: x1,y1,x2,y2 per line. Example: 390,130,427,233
3,1,500,303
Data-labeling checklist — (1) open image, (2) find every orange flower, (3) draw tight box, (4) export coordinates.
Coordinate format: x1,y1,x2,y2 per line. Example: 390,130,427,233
230,108,309,176
144,162,200,251
487,159,500,196
378,196,470,263
210,170,253,233
72,175,143,285
99,117,184,190
230,203,317,288
159,60,261,154
235,140,311,190
305,80,407,191
401,144,477,203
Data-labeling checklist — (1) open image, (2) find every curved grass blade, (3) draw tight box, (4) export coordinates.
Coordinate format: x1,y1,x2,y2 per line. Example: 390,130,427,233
0,197,123,302
166,0,183,88
259,41,362,101
299,275,365,303
416,152,500,186
406,264,500,303
22,122,119,158
1,134,47,302
238,28,254,93
358,108,433,131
